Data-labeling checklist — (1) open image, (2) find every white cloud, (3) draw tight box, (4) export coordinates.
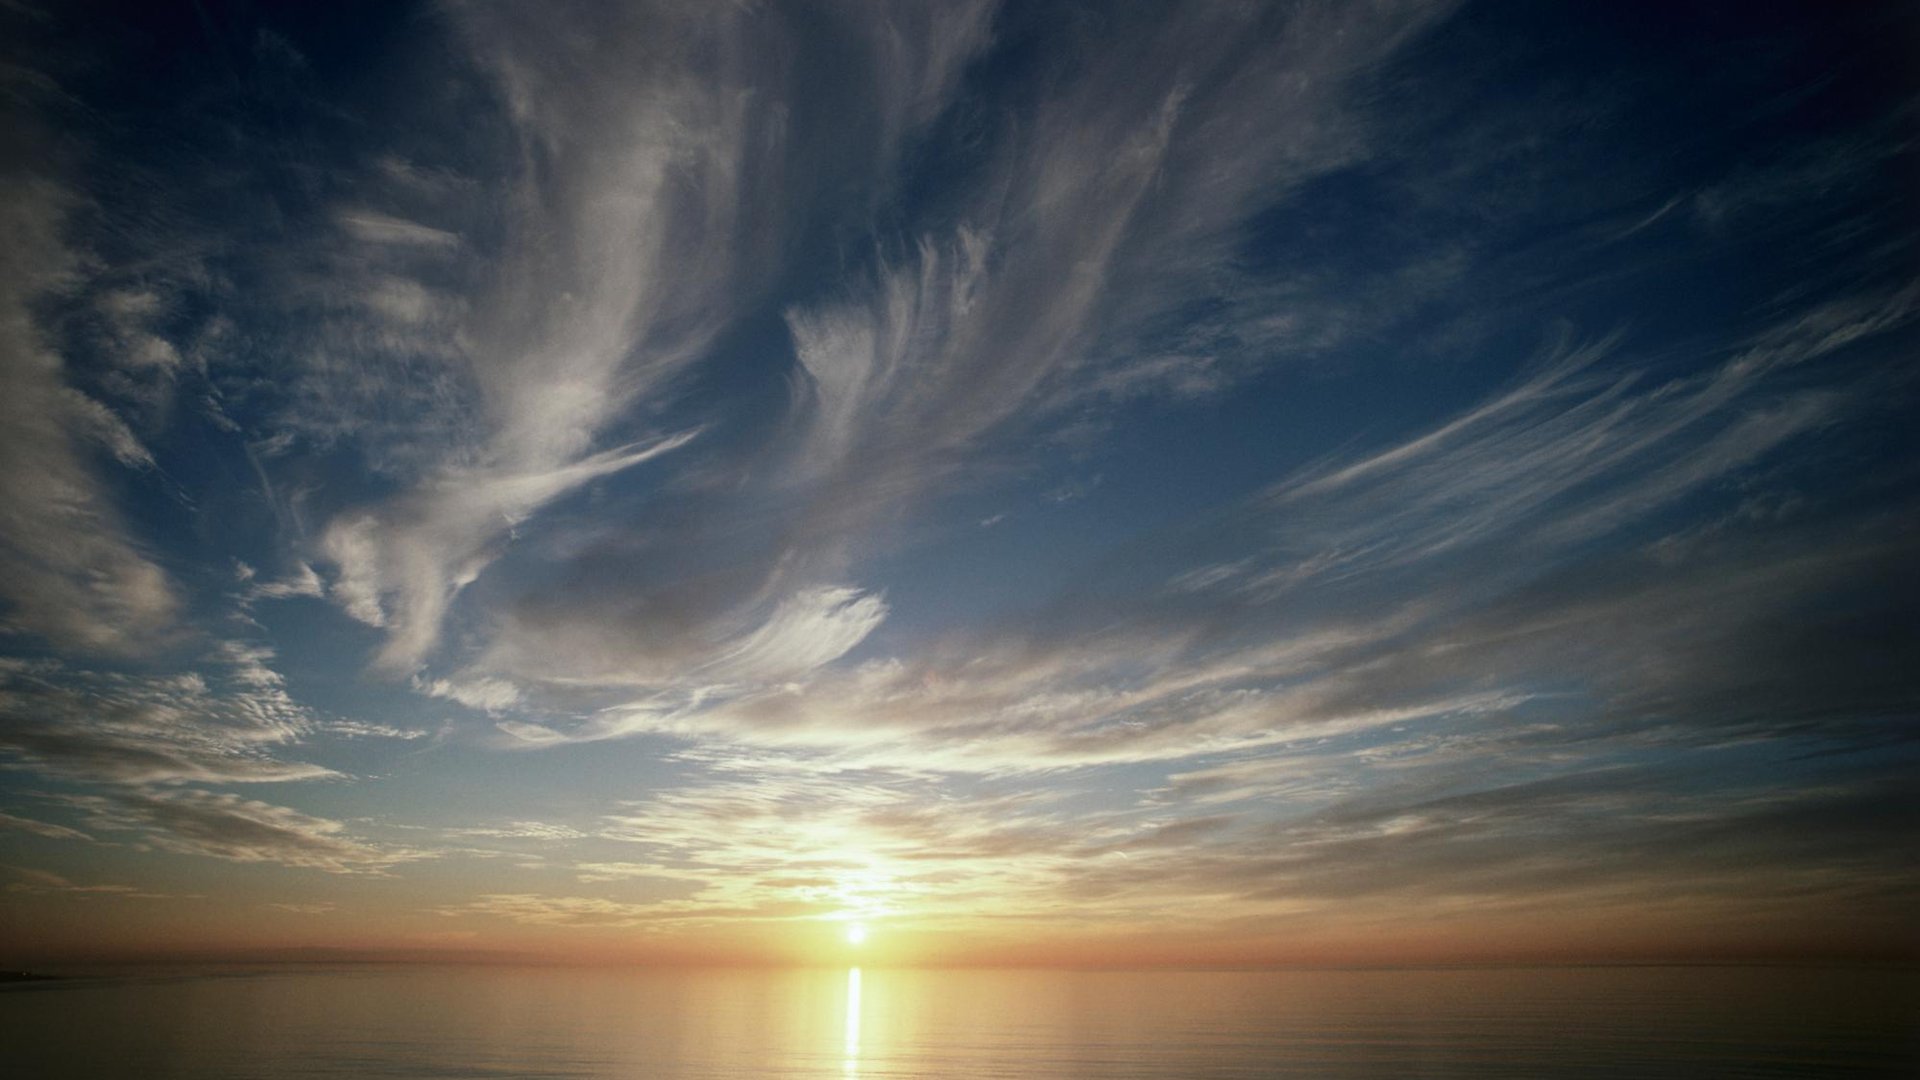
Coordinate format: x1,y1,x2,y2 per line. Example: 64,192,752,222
317,720,429,741
247,562,326,602
0,178,179,654
5,865,177,900
0,811,92,842
0,653,330,786
454,0,1456,701
448,821,586,842
59,788,414,874
320,429,700,672
703,586,888,685
336,208,461,249
422,675,523,713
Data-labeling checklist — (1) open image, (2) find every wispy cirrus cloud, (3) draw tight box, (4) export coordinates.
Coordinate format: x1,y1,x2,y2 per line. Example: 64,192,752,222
0,177,179,656
432,748,1915,948
432,254,1919,944
447,821,586,843
280,1,999,678
5,865,181,900
1243,284,1920,588
459,0,1462,720
492,271,1918,773
442,768,1089,932
54,787,415,875
322,428,703,672
0,652,330,787
0,810,91,842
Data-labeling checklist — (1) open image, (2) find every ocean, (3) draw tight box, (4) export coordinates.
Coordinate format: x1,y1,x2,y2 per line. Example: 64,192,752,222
3,965,1914,1077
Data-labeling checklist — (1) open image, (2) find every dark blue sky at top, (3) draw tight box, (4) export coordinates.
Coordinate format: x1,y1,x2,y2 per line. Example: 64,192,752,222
0,0,1914,957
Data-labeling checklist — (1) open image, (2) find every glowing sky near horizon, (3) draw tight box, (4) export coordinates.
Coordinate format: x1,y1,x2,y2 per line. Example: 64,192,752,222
1,1,1916,966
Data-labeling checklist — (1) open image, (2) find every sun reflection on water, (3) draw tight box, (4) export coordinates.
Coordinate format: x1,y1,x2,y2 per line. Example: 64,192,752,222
843,967,862,1076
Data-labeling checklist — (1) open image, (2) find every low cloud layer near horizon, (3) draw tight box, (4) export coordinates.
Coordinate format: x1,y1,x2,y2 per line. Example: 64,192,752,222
1,0,1915,964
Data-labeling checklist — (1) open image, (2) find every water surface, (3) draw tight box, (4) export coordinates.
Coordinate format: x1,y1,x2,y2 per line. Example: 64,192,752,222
3,965,1914,1077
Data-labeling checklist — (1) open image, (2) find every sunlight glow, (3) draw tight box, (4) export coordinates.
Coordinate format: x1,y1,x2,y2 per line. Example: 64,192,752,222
845,921,868,946
843,966,862,1076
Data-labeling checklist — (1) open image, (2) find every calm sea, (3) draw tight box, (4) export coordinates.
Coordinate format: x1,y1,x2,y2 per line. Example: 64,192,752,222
2,965,1914,1077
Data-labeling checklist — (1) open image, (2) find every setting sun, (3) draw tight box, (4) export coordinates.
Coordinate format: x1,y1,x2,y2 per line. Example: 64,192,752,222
845,922,868,946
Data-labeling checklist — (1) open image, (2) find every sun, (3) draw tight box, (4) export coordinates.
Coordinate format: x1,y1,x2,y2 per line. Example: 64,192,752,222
844,921,868,946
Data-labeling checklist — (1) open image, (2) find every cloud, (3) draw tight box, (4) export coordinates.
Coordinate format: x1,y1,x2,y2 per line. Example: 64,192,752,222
283,1,997,674
433,1,994,663
316,720,430,741
494,583,888,746
421,676,523,713
267,902,337,915
439,760,1082,930
5,865,177,900
390,734,1920,944
0,653,333,786
1085,768,1920,925
0,810,91,842
441,0,1459,704
492,267,1918,786
335,209,461,249
246,562,326,602
439,893,690,929
446,821,585,842
0,177,179,655
2,0,1913,962
571,861,701,885
320,429,701,673
702,586,889,686
56,788,411,874
1183,282,1920,595
473,575,885,742
543,761,1209,933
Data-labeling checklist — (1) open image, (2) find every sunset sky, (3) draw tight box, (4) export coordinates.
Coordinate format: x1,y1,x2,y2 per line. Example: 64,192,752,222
2,1,1915,968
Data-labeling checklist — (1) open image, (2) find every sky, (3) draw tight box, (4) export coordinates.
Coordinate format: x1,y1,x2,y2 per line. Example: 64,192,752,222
1,0,1916,969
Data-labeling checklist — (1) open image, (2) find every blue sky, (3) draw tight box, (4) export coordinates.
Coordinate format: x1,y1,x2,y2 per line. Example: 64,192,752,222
1,1,1915,964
